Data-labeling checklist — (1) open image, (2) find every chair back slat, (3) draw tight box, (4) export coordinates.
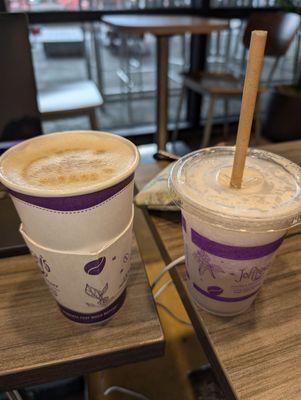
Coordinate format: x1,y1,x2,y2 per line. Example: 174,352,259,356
243,12,301,57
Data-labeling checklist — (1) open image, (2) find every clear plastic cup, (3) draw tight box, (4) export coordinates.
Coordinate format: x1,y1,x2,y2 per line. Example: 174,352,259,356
169,147,301,316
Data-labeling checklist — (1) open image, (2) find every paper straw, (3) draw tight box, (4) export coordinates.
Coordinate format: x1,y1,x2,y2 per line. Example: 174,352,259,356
230,30,267,189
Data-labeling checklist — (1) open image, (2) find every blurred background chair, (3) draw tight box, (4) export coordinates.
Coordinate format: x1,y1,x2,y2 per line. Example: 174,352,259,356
0,13,103,143
173,12,301,148
38,79,102,130
37,23,103,129
0,13,42,153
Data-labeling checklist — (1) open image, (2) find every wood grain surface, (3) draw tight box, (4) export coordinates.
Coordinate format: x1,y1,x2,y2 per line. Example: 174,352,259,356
135,141,301,400
102,15,228,36
0,236,164,391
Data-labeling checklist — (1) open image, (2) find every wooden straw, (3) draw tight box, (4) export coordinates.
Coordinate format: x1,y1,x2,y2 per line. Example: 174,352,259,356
230,30,267,189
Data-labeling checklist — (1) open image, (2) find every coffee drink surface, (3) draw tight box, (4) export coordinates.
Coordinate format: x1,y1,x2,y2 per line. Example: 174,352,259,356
0,131,137,194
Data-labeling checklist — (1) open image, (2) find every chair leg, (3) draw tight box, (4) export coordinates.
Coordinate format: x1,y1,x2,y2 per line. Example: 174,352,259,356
223,98,229,141
89,109,99,130
201,95,216,148
225,27,232,65
86,372,106,400
125,35,134,124
172,84,186,143
5,391,24,400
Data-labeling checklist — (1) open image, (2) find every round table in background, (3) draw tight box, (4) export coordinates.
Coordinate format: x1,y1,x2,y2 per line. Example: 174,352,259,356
102,15,229,151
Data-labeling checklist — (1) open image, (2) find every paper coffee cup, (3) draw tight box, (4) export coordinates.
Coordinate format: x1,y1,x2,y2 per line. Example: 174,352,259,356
10,173,135,251
20,208,134,324
0,131,140,251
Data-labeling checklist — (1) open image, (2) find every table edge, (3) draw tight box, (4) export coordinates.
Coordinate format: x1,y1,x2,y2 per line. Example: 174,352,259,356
101,15,229,35
0,336,164,390
0,232,165,390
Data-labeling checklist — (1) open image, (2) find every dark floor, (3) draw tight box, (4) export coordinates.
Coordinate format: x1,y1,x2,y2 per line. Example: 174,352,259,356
2,369,228,400
189,366,226,400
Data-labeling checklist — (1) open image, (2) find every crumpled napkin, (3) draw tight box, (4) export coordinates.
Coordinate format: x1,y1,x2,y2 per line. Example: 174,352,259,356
135,163,180,211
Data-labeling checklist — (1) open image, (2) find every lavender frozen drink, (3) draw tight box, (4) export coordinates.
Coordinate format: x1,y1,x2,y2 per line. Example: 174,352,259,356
170,147,301,316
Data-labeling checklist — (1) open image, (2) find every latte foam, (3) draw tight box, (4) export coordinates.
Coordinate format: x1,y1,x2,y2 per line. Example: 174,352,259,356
0,131,138,195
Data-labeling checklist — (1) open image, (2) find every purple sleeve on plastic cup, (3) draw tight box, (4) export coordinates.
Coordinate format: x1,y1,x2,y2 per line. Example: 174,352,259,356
191,229,284,260
207,286,224,295
193,282,260,303
84,257,106,275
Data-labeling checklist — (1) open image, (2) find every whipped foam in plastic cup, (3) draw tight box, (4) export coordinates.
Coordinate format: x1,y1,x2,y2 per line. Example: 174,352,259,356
0,131,140,251
169,147,301,316
20,208,134,324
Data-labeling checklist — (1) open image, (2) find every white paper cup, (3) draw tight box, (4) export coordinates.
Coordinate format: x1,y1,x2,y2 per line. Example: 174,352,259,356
0,131,140,251
20,208,134,324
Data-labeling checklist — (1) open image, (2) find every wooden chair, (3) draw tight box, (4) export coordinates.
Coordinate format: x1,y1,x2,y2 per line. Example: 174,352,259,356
173,12,301,148
37,24,103,129
0,13,42,153
0,13,103,138
38,80,102,130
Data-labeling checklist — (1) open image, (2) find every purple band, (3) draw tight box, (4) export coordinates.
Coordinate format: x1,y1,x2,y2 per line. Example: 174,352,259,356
193,283,259,303
181,214,187,233
58,289,126,323
191,229,284,260
8,174,134,211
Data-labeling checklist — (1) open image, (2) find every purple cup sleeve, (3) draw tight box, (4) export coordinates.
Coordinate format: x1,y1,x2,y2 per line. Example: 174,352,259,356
191,229,284,260
8,174,134,211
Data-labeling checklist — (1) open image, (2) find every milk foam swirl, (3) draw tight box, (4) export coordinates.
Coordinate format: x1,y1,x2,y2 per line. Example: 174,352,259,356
0,131,137,194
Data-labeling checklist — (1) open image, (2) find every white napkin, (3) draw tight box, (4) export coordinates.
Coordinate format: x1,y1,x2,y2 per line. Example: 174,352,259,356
135,163,179,211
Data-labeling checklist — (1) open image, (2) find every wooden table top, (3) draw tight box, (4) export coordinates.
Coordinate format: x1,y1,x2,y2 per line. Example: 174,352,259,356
135,140,301,400
0,235,164,391
101,15,229,36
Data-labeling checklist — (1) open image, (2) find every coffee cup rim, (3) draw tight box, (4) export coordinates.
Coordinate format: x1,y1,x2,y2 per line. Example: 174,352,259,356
0,131,140,197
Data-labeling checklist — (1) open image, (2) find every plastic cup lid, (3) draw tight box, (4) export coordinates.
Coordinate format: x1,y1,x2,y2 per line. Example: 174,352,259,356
169,147,301,232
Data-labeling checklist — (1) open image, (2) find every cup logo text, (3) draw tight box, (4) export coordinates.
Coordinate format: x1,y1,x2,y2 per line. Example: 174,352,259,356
32,252,51,277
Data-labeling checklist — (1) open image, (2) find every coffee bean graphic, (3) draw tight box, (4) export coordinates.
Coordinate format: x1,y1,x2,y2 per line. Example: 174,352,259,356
84,257,106,275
